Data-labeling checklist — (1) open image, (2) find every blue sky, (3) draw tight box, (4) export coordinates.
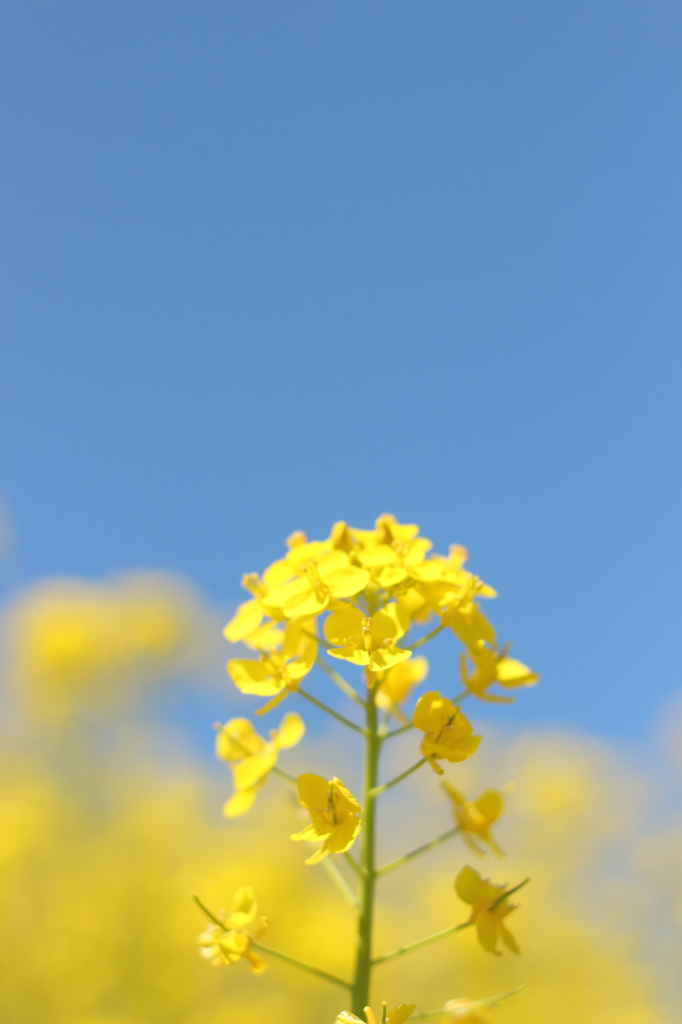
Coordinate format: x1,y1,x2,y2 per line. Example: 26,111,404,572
1,1,680,740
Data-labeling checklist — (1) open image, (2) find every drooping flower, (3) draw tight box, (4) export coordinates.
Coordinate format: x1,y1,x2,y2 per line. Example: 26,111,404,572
215,711,305,817
459,645,538,702
412,691,481,774
376,656,429,712
442,782,504,855
197,886,268,973
291,773,362,864
454,866,521,955
227,621,317,714
324,605,412,674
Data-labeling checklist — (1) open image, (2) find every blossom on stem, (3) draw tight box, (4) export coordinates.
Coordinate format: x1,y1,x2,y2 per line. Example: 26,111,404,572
442,783,504,856
459,645,538,702
324,605,412,673
227,622,317,714
376,656,429,712
454,866,520,955
265,550,370,619
412,691,481,774
197,886,268,973
215,711,305,817
291,773,362,865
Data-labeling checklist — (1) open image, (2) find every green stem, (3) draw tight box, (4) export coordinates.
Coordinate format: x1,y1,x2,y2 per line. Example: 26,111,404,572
297,687,367,735
270,764,297,785
376,827,461,877
369,757,428,797
381,723,414,741
372,921,471,966
315,654,366,707
351,676,379,1015
193,895,350,990
344,851,365,877
321,856,360,911
490,877,530,910
402,623,445,652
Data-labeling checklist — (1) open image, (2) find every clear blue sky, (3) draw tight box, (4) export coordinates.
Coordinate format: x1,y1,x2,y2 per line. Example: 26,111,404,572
1,2,680,739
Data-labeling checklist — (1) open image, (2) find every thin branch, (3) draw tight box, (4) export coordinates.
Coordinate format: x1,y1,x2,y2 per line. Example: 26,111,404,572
193,895,351,990
381,723,414,741
376,827,461,877
401,623,445,653
321,856,360,911
343,851,365,878
270,764,297,785
490,877,530,911
297,687,367,736
316,654,366,707
409,985,530,1020
372,921,472,966
369,757,428,797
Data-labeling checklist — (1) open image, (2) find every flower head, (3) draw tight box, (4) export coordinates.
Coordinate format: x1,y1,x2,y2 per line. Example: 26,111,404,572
443,783,504,856
324,605,411,674
459,645,538,702
215,711,305,817
197,885,268,973
454,866,520,955
227,622,317,714
291,773,362,864
412,691,481,774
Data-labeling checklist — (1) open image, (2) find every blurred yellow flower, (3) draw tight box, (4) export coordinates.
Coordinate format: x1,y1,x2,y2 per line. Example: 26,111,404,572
215,711,305,817
376,656,429,712
197,885,268,973
454,866,520,955
227,621,317,714
459,645,538,702
335,1004,415,1024
442,997,489,1022
324,605,412,673
413,692,481,774
291,773,362,865
442,783,504,856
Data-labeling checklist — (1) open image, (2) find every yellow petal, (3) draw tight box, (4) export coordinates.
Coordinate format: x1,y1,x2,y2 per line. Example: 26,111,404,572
455,865,484,905
223,600,263,643
369,646,411,672
229,885,257,927
386,1006,416,1024
222,788,258,818
274,711,305,750
413,691,457,733
233,753,275,790
500,923,519,954
496,657,539,688
325,565,371,598
476,910,500,953
474,789,503,825
324,606,364,646
331,777,362,816
297,772,329,811
328,646,371,667
215,718,264,761
326,815,362,853
290,822,331,842
227,659,282,696
374,565,408,588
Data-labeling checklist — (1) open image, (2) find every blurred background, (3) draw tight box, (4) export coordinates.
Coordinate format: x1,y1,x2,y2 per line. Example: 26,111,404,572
1,2,680,1022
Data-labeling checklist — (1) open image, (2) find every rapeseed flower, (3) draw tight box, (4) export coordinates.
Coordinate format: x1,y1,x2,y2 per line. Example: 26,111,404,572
197,885,268,973
442,783,504,855
459,645,538,702
215,711,305,817
324,605,411,673
291,773,362,864
265,550,370,619
413,691,481,774
227,622,317,714
454,866,520,955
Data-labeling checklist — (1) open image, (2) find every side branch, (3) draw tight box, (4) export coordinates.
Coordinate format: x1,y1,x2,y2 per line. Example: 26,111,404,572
401,623,445,653
371,921,471,966
193,895,351,990
297,688,367,736
369,757,428,797
316,654,366,707
376,826,461,876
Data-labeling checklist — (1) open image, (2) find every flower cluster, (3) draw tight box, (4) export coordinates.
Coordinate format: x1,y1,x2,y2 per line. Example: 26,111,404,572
197,517,537,1017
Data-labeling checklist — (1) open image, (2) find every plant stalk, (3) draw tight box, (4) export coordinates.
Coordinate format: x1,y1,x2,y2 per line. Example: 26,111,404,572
350,676,379,1015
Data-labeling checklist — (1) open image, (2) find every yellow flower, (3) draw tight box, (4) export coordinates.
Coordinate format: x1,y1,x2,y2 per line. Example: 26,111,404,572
459,645,538,702
227,622,317,714
197,885,268,973
412,691,481,774
354,514,433,589
442,783,504,855
376,656,429,712
291,773,362,865
265,550,370,620
215,712,305,817
442,998,489,1023
324,605,412,673
454,866,520,955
